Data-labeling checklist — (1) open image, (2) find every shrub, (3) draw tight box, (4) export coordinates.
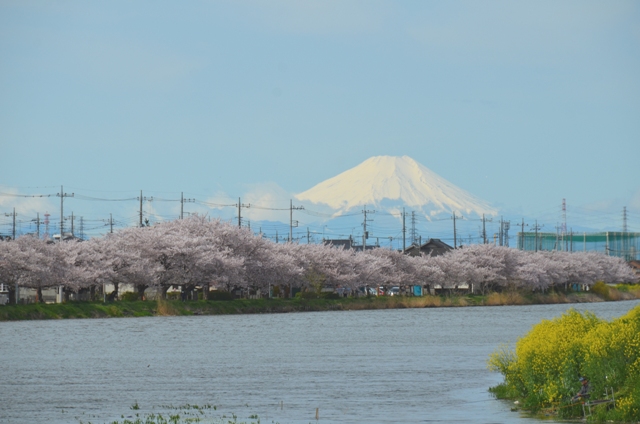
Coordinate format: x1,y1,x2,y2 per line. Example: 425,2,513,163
488,305,640,421
119,292,141,302
208,290,234,301
591,281,611,300
296,291,321,299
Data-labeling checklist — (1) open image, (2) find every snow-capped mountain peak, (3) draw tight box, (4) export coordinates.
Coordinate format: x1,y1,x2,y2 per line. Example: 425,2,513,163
295,155,497,217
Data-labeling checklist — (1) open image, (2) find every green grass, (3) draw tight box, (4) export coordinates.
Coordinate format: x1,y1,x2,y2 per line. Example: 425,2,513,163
0,289,634,321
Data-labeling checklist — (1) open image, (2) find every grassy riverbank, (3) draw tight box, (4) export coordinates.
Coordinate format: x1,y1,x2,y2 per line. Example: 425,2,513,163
2,285,639,321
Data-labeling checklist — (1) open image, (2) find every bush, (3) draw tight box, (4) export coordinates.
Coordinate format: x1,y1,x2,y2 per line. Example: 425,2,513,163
119,292,141,302
296,291,320,299
591,281,610,299
208,291,234,301
488,305,640,421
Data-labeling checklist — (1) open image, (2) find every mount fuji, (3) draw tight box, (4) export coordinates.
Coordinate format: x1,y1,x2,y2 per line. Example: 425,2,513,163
295,156,497,218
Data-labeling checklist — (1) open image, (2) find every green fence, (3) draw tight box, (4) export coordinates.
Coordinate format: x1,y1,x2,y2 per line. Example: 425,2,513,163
517,231,640,260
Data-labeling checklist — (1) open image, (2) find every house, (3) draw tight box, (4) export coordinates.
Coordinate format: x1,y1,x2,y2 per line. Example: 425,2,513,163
403,238,453,257
323,238,355,250
322,237,376,251
322,237,380,252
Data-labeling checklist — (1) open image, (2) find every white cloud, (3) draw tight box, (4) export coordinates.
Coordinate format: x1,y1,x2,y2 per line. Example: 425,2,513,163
0,187,58,217
241,182,296,223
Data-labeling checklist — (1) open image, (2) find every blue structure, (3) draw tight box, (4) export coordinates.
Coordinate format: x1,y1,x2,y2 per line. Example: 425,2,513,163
517,231,640,261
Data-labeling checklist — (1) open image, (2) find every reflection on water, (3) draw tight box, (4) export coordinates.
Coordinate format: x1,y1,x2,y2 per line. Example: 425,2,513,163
1,299,638,424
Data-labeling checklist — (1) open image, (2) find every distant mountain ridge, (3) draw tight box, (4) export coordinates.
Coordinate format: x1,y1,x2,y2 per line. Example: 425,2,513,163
295,156,497,217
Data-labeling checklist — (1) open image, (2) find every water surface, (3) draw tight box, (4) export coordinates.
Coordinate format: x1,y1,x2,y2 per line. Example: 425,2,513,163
1,299,638,424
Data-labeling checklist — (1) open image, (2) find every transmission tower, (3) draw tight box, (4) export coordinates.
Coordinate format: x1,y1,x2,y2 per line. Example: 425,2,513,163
44,212,50,240
561,198,567,234
410,211,418,246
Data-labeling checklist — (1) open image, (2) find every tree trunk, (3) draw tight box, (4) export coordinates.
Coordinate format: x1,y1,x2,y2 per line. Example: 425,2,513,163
136,284,148,300
106,282,119,301
160,285,169,300
8,286,16,304
36,287,44,303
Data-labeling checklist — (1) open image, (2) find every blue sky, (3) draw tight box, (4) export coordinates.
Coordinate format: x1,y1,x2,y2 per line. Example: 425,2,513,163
1,0,639,239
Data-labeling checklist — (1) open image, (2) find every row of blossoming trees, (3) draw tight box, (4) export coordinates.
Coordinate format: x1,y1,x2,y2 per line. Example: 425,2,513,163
0,216,636,302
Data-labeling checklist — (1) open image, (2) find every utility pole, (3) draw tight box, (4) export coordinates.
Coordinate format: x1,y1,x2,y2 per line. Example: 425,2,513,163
57,186,74,240
137,191,153,227
532,220,542,252
562,198,567,251
452,212,463,249
362,205,375,251
482,214,487,244
503,220,511,247
70,212,74,237
79,216,84,240
307,227,310,244
570,228,573,252
180,192,195,219
402,207,406,252
110,213,113,234
236,198,250,228
4,208,18,239
520,219,528,250
622,206,628,260
289,199,304,243
36,212,40,239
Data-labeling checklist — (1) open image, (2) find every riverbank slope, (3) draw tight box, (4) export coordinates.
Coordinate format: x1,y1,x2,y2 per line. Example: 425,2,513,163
2,286,639,321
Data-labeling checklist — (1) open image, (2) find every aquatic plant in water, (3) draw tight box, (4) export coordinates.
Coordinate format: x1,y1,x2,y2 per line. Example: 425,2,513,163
77,403,270,424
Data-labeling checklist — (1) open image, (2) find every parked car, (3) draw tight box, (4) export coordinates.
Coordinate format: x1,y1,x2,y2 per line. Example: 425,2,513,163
387,286,400,296
358,286,378,296
336,287,352,297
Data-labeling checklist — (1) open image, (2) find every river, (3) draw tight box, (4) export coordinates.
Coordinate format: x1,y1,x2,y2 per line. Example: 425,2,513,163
1,299,639,424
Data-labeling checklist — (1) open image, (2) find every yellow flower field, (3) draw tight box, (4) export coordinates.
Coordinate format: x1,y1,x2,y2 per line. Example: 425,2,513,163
488,305,640,421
